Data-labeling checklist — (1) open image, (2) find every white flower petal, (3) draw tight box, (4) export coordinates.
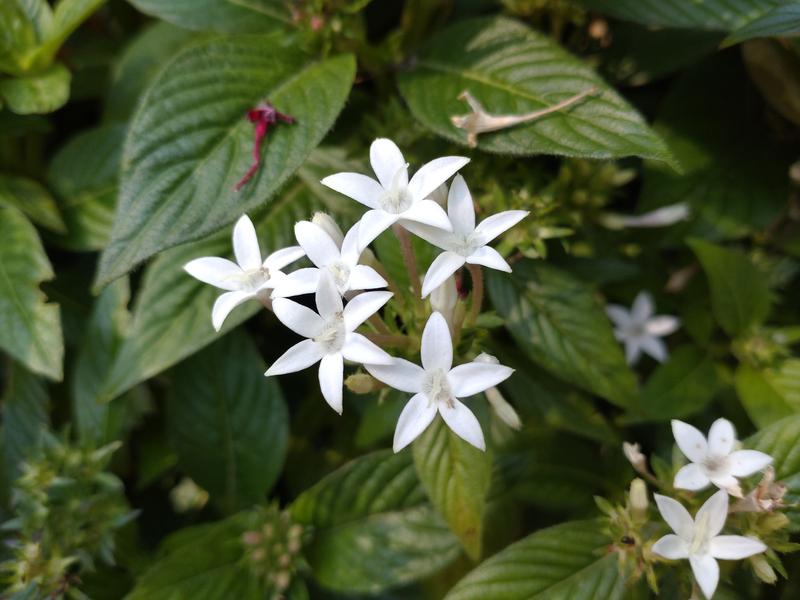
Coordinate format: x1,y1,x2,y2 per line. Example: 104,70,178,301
696,490,729,539
184,257,242,291
342,332,392,365
674,463,712,491
211,290,253,331
421,311,453,371
272,298,324,338
654,494,694,540
605,305,632,328
265,339,324,376
638,335,668,363
319,353,344,414
727,450,773,477
370,138,407,189
400,199,453,232
438,398,485,451
407,155,469,202
466,246,511,272
447,174,475,234
393,393,437,452
708,473,742,497
689,554,719,600
651,534,689,560
340,222,362,266
263,245,305,270
315,271,343,320
709,535,767,560
421,251,465,298
272,267,320,298
294,221,340,268
449,362,514,398
365,358,425,394
232,215,262,270
347,265,388,292
343,290,392,330
708,418,736,457
358,209,399,249
402,220,455,250
624,339,643,365
320,172,384,209
474,210,528,245
631,291,654,322
645,315,680,337
672,420,709,463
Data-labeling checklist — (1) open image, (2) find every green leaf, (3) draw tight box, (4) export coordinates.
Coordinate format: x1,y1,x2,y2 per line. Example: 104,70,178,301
397,17,673,164
0,62,70,114
47,123,125,251
0,172,64,232
125,511,262,600
640,55,792,240
412,418,491,560
127,0,289,33
0,1,38,75
690,240,771,338
735,360,800,428
747,414,800,481
95,36,355,288
487,261,637,408
628,346,719,422
0,205,63,380
577,0,782,31
35,0,106,64
95,158,336,402
1,361,49,480
292,450,459,594
725,3,800,45
444,520,624,600
166,331,288,513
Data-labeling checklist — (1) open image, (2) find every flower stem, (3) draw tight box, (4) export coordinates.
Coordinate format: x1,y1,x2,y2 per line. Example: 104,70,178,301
392,224,422,300
368,313,392,335
364,332,412,348
467,264,483,326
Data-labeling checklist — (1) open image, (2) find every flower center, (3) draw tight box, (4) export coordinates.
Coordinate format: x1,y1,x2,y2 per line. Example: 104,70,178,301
626,322,647,338
422,369,454,408
380,186,413,214
327,261,351,292
313,314,345,353
449,233,479,257
689,509,711,555
703,454,729,477
231,266,271,293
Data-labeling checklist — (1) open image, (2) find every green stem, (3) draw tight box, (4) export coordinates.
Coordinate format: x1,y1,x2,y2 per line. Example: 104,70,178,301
393,224,422,301
467,264,483,326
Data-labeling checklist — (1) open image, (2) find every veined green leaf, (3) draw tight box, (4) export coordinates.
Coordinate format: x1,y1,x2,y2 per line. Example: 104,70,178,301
95,36,355,288
747,415,800,526
34,0,106,65
166,331,288,513
413,418,491,560
444,520,624,600
690,240,772,338
0,62,70,114
48,122,125,250
397,17,673,164
725,3,800,45
1,361,49,480
487,261,637,408
127,0,289,33
577,0,782,31
735,360,800,428
0,205,63,380
0,172,64,232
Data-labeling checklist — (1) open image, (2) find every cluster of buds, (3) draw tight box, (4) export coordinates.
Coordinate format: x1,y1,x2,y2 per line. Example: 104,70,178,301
241,505,306,599
0,435,133,596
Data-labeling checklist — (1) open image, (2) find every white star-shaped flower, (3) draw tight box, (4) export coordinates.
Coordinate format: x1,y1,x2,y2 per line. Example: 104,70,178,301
275,220,387,297
266,272,392,414
365,311,514,452
652,490,767,599
606,291,680,364
672,418,772,498
403,175,528,297
184,215,305,331
320,138,469,249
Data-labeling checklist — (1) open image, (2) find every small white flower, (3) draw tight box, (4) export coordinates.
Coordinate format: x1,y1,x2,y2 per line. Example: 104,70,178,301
606,291,680,364
600,202,690,230
404,175,527,298
475,352,521,430
184,215,305,331
672,418,772,498
366,312,514,452
275,220,388,297
652,490,767,599
266,272,393,414
321,138,469,249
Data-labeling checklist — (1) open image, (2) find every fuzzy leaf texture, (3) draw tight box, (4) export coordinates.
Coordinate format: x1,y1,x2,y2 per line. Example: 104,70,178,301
397,17,674,164
0,172,64,233
725,3,800,45
735,360,800,427
126,0,289,33
444,520,624,600
1,361,49,481
0,205,63,380
94,35,355,288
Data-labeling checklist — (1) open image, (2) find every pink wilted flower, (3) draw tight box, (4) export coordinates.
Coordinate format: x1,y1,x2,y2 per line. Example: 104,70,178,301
235,102,295,192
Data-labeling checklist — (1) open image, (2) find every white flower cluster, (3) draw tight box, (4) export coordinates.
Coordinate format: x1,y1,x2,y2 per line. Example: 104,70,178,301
185,139,527,452
649,418,773,599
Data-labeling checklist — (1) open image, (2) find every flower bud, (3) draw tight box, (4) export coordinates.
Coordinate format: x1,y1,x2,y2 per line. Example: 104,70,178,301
430,276,458,332
629,478,649,521
475,353,522,430
622,442,648,476
345,373,380,394
312,212,344,248
751,554,777,584
760,512,790,534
